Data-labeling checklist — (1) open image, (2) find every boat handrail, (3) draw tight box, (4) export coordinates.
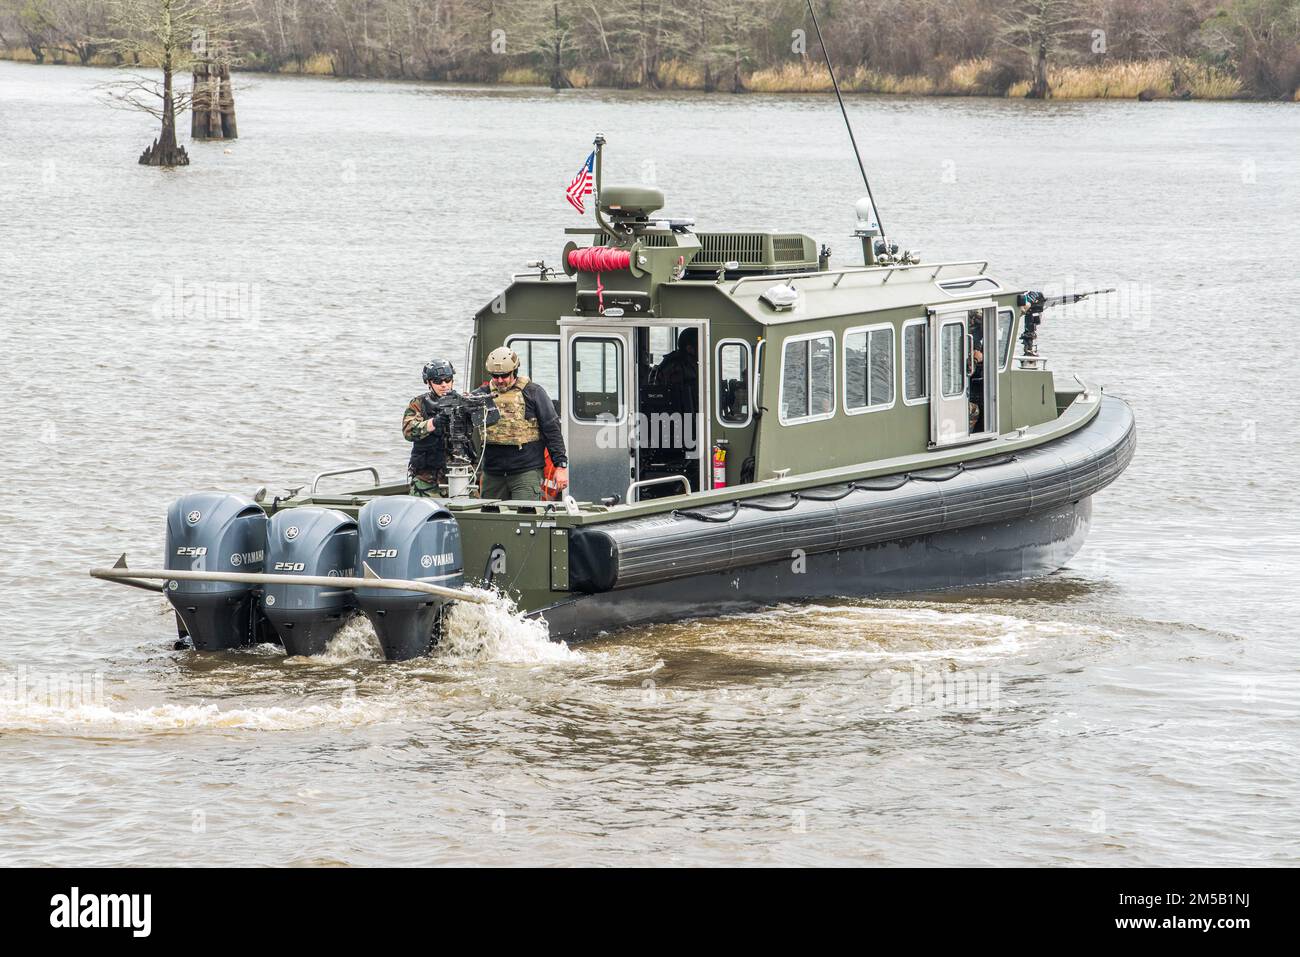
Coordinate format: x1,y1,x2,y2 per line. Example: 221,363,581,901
727,259,990,296
626,475,691,503
311,466,381,494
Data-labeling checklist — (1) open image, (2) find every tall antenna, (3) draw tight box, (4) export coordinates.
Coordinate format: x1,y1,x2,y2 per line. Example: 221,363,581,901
805,0,886,246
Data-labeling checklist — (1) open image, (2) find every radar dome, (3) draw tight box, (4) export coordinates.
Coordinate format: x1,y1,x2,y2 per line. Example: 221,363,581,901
854,196,879,232
599,185,665,219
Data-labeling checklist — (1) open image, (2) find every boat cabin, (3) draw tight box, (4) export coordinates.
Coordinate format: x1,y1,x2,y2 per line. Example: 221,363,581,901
468,185,1060,505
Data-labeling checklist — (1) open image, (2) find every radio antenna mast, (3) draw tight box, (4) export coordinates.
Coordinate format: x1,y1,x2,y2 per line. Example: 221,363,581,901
805,0,886,248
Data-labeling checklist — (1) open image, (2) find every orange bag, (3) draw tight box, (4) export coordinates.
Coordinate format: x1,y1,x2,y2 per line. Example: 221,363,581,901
541,449,561,501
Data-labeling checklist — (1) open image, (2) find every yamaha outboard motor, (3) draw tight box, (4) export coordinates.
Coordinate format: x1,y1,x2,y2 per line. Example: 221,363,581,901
355,496,463,661
165,493,268,651
261,508,358,657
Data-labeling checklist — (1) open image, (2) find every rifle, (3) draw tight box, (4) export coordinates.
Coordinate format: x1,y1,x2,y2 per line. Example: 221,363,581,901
423,391,498,469
1018,288,1115,356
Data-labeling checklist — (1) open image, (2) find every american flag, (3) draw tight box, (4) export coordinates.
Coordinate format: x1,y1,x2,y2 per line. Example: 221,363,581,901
565,151,595,214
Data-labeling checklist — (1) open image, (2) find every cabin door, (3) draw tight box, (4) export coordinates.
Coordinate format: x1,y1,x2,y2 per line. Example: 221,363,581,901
928,302,997,448
560,324,636,503
638,321,708,499
928,307,972,448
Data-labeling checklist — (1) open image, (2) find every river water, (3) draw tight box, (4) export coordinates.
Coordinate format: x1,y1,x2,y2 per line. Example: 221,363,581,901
1,61,1297,866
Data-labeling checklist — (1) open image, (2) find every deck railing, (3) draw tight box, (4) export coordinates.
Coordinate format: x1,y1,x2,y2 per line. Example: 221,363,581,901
726,259,991,295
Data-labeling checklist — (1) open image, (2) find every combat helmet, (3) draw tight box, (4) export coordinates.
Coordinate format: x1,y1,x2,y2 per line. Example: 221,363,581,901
485,347,520,375
422,357,455,383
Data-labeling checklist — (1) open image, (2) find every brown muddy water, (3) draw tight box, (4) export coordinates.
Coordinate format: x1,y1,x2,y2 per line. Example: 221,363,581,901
1,62,1298,865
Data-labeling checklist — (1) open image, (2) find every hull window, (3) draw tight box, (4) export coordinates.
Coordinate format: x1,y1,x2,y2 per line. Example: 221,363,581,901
779,332,835,425
844,325,895,413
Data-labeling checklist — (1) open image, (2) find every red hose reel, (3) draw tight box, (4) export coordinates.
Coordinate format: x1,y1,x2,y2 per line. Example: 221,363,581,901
566,247,631,272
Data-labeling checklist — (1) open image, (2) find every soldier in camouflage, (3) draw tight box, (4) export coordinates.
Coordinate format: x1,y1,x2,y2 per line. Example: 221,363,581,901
475,347,568,501
402,357,456,497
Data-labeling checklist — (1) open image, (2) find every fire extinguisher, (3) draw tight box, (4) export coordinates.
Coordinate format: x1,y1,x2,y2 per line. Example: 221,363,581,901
712,442,728,489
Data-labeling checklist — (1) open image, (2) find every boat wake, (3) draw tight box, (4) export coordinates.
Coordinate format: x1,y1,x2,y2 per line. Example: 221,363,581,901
257,586,577,667
694,601,1114,666
2,587,589,735
284,616,384,664
436,587,579,664
0,694,391,735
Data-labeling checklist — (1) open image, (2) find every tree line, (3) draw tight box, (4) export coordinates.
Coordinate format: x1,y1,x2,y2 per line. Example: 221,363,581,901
2,0,1297,99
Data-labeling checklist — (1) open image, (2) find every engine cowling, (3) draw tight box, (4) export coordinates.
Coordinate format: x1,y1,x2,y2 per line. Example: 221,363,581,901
261,508,358,656
164,492,268,651
355,496,463,661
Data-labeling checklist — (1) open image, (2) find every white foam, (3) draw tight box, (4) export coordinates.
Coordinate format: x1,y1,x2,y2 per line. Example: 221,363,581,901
708,603,1097,665
285,616,384,664
437,587,578,664
271,591,576,666
0,696,391,734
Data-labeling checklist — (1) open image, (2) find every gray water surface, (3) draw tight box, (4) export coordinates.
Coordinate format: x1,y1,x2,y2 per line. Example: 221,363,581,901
1,62,1298,866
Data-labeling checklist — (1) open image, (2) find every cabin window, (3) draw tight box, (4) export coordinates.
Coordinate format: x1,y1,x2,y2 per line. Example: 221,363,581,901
844,324,895,413
779,332,835,425
715,340,752,427
903,320,928,404
940,321,966,398
571,337,623,422
648,326,677,365
506,336,560,399
996,309,1015,371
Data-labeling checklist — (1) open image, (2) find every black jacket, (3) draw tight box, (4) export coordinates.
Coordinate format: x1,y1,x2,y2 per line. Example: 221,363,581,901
475,380,568,474
408,393,446,475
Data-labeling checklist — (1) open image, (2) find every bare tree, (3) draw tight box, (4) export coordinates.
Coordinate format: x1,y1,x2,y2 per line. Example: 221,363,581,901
545,0,572,88
6,0,114,63
713,0,763,92
6,0,1294,100
98,0,247,165
998,0,1090,98
1201,0,1300,98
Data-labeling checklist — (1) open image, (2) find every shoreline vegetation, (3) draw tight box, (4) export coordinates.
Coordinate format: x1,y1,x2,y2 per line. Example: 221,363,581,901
5,48,1289,102
2,0,1297,104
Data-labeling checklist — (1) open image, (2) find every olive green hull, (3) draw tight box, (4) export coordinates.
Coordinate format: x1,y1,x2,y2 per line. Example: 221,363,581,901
528,393,1134,641
537,497,1093,642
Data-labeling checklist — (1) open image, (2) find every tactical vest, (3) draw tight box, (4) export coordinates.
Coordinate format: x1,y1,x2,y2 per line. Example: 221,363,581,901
485,375,541,448
408,392,445,475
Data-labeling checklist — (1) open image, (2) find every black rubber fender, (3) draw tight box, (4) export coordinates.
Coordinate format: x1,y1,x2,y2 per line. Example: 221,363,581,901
568,395,1135,593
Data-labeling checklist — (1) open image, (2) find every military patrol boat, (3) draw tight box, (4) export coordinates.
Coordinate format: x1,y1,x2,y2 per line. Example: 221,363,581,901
91,129,1135,656
92,2,1134,656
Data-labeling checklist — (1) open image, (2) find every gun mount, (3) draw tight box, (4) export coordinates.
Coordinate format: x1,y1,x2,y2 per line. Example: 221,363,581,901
432,390,497,472
1018,288,1117,355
